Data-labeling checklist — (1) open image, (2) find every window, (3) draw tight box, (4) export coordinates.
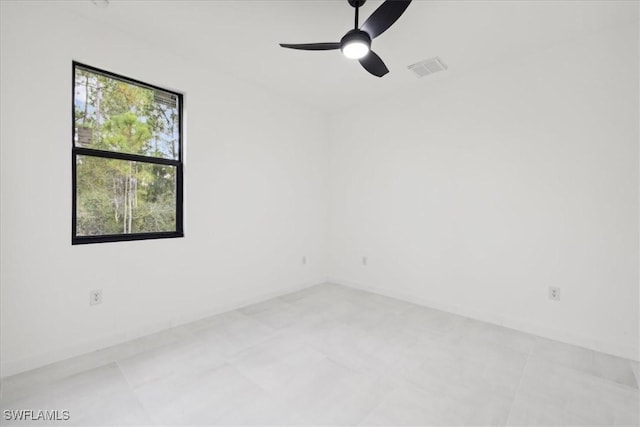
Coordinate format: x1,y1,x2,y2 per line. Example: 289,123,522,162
72,62,183,244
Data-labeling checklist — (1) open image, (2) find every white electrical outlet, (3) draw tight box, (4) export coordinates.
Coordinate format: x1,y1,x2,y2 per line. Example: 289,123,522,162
362,256,368,266
302,255,307,265
90,289,103,305
548,287,560,301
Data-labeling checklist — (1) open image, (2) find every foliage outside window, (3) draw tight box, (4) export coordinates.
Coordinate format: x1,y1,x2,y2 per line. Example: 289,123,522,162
72,62,183,244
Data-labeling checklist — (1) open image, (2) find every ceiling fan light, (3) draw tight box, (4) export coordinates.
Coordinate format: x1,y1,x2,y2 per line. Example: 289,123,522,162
342,41,369,59
340,29,371,60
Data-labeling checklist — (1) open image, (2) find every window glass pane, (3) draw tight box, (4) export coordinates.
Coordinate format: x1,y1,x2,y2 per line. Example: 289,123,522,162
76,155,177,236
74,67,179,160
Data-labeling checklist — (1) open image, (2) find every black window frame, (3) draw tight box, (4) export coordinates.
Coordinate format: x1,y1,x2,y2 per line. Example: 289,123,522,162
72,61,184,245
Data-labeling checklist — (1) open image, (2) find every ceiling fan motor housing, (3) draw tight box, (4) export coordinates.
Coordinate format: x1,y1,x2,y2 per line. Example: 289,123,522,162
348,0,366,8
340,29,371,52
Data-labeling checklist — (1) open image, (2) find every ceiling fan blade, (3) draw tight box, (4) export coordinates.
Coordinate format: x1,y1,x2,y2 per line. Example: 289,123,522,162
359,51,389,77
360,0,412,39
279,42,340,51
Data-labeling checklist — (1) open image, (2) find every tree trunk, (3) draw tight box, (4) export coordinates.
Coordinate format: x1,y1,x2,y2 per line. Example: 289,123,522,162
123,175,128,234
95,79,102,143
127,162,134,233
113,177,119,222
83,75,89,126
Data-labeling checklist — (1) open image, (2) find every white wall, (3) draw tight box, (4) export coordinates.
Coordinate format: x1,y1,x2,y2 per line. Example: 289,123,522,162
328,23,639,361
0,1,329,376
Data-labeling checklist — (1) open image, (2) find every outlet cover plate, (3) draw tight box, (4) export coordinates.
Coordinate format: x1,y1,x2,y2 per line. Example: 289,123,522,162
90,289,103,305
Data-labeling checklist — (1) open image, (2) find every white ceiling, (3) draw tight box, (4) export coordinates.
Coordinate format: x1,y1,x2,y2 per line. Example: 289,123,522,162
57,0,638,112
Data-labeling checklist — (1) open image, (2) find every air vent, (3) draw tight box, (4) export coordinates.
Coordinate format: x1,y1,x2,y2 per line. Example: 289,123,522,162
408,57,448,78
154,90,177,108
91,0,109,7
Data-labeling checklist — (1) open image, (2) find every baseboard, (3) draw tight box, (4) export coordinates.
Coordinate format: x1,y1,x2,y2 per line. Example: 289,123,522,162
1,278,328,379
329,277,639,362
169,277,329,330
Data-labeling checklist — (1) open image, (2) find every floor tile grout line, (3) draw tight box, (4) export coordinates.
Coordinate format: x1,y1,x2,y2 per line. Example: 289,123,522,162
113,358,155,425
224,358,299,424
503,348,533,426
527,352,640,392
352,364,409,427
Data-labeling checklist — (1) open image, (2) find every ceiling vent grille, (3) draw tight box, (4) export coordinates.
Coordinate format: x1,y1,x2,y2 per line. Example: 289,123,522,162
408,57,448,78
91,0,109,7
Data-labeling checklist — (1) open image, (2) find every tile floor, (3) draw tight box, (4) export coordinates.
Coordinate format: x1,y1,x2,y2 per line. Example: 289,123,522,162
1,283,638,426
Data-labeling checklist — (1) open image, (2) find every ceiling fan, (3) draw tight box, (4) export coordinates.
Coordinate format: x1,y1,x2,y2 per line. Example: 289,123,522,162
279,0,412,78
